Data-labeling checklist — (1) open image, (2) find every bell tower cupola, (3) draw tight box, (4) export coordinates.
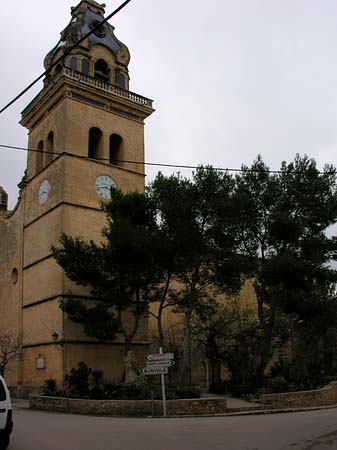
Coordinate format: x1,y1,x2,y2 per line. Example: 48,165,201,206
44,0,130,90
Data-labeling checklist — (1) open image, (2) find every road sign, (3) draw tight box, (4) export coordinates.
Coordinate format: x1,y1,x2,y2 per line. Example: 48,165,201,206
147,353,174,361
140,367,168,376
146,360,175,368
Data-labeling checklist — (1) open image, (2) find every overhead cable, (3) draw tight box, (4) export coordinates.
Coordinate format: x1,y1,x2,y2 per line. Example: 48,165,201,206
1,144,335,175
0,0,132,115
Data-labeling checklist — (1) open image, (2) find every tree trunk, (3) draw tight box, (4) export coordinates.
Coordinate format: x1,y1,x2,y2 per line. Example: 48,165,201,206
181,307,193,386
157,273,171,350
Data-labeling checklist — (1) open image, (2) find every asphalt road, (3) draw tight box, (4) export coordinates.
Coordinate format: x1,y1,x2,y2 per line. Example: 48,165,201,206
8,406,337,450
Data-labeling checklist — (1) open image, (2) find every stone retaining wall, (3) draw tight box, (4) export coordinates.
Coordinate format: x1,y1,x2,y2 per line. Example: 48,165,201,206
262,381,337,409
30,395,227,417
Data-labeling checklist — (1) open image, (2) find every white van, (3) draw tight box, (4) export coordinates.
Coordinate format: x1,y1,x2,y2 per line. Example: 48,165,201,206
0,376,12,450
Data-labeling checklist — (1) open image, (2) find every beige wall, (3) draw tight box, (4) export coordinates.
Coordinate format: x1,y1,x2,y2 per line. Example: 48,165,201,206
22,345,63,390
0,196,24,387
26,95,146,180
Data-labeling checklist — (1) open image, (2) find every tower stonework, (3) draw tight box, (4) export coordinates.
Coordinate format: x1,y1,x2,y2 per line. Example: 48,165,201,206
0,0,154,395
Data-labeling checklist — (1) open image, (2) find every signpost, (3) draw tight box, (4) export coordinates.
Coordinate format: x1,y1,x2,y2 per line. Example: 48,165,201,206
140,367,168,376
147,353,174,361
140,348,175,417
146,360,175,369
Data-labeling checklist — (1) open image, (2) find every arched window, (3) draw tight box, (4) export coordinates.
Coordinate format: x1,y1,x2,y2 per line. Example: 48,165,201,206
70,57,77,71
82,58,90,75
109,134,123,166
88,127,103,159
94,59,110,82
45,131,54,165
116,70,125,89
36,141,44,173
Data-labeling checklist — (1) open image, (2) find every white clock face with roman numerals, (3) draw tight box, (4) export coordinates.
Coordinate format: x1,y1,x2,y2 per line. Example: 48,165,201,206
95,175,117,199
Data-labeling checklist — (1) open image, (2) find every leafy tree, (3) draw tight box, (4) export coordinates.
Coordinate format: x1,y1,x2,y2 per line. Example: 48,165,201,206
53,189,163,354
233,155,337,384
148,167,244,385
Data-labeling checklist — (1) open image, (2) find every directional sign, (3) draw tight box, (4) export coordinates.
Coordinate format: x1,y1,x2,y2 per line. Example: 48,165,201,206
147,360,175,369
147,353,174,361
140,367,168,376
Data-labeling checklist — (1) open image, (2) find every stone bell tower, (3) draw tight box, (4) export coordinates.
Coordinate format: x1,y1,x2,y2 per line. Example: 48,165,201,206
0,0,154,394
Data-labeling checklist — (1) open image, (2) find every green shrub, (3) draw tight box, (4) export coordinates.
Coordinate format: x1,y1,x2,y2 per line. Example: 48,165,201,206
265,376,289,394
42,378,61,397
210,380,258,397
173,386,201,399
42,366,201,400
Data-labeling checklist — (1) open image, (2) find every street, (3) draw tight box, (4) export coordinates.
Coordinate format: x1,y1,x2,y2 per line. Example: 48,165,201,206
9,406,337,450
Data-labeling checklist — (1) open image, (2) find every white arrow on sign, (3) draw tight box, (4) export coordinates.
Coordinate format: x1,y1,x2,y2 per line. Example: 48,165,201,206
140,367,168,376
147,360,175,368
147,353,174,361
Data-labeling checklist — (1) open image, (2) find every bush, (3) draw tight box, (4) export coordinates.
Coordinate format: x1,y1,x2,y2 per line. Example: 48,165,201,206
265,376,289,394
171,386,201,399
209,381,228,395
42,378,62,397
210,380,258,397
42,364,201,400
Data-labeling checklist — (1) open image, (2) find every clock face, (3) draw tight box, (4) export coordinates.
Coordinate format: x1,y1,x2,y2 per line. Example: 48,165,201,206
95,175,117,199
38,179,50,205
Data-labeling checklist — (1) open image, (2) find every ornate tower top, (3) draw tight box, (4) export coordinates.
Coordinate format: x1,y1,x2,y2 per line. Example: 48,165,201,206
44,0,130,86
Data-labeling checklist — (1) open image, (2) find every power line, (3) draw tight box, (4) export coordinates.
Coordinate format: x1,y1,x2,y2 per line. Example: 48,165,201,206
1,143,336,176
0,0,132,115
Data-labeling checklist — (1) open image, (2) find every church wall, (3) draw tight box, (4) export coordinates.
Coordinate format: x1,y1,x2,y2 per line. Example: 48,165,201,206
23,208,63,268
22,301,63,346
61,154,145,211
62,98,145,174
65,342,148,382
26,99,69,179
22,259,64,307
0,200,24,387
21,344,63,394
23,157,65,226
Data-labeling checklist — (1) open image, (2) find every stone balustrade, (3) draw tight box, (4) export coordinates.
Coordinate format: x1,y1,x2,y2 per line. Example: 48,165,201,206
22,68,153,119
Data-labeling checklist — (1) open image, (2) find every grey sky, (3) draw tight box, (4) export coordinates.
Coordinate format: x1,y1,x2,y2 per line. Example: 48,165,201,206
2,0,337,208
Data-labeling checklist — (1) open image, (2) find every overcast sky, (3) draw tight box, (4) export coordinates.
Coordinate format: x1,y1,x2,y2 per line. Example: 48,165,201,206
2,0,337,208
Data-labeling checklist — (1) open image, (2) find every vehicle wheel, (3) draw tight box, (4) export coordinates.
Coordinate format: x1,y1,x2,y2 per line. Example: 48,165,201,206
0,433,9,450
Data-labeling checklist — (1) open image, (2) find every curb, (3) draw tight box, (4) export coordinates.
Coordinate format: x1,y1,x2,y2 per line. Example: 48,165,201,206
224,403,337,417
11,399,30,409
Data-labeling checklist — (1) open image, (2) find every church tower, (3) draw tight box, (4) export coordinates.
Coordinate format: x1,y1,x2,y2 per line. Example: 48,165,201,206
0,0,154,394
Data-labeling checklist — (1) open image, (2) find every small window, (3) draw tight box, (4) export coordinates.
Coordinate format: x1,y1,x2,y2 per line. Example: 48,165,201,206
82,59,90,75
94,59,110,82
45,131,54,165
89,127,103,159
36,141,44,173
70,57,77,71
109,134,122,166
11,268,18,285
116,70,125,89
